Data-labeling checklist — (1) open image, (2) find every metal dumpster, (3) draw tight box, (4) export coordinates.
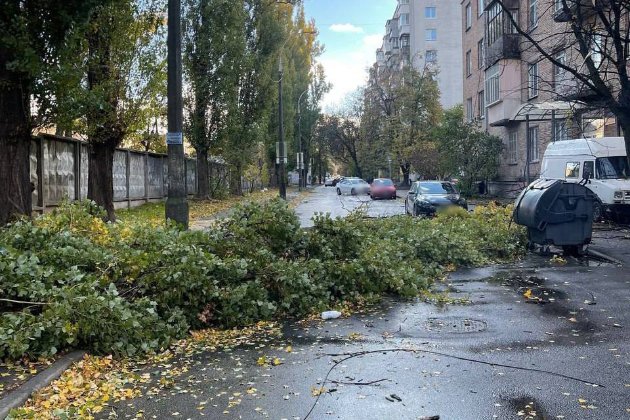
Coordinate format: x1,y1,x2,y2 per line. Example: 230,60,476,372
513,179,596,253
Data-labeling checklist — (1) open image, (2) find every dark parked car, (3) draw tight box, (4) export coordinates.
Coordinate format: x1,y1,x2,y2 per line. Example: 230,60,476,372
405,181,467,217
370,178,396,200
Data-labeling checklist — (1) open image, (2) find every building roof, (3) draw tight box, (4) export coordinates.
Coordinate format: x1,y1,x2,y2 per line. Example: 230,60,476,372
544,137,626,158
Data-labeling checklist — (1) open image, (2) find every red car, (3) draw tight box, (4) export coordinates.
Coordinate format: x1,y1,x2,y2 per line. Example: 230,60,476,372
370,178,397,200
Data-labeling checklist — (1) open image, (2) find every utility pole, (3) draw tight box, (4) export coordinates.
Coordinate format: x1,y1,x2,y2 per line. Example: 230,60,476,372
278,57,287,200
165,0,189,227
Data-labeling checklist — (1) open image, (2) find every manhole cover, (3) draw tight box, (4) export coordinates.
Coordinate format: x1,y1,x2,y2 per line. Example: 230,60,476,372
424,317,487,333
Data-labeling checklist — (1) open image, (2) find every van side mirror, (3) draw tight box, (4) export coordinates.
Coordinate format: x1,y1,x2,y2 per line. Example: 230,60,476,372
582,170,592,184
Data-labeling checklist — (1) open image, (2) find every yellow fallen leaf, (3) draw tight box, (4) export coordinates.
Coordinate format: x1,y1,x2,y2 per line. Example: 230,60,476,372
285,346,292,353
523,289,533,299
311,386,327,396
246,387,257,394
272,357,282,366
257,356,267,366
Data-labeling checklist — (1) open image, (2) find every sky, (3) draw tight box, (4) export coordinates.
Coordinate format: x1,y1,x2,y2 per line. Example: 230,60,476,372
302,0,397,110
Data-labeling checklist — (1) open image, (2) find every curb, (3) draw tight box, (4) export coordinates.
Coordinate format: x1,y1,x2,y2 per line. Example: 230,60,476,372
0,351,85,418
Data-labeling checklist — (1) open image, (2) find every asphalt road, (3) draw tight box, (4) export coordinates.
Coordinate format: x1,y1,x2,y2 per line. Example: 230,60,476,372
295,185,406,227
102,187,629,420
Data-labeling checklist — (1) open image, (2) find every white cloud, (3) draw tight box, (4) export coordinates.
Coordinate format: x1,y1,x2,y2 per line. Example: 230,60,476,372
319,33,384,111
329,23,364,34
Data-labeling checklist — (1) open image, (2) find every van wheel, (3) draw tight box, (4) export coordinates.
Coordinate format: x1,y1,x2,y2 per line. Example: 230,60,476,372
593,200,603,222
336,188,341,195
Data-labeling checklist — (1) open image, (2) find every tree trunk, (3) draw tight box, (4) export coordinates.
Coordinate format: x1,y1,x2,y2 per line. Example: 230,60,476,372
88,142,116,222
401,163,410,187
196,149,209,199
0,53,32,225
619,114,630,169
230,163,243,196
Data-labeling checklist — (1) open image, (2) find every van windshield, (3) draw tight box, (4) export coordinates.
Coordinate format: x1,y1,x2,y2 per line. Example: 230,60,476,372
596,156,630,179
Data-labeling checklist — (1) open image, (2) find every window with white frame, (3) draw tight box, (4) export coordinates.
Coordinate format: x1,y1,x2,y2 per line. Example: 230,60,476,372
528,62,539,98
485,64,500,104
425,7,436,19
553,50,566,84
425,50,437,63
528,126,539,162
478,0,484,16
478,91,485,118
466,98,474,121
466,50,472,76
529,0,538,28
426,28,437,41
554,119,568,141
399,13,410,26
590,33,603,68
478,39,485,68
508,131,518,164
466,4,472,29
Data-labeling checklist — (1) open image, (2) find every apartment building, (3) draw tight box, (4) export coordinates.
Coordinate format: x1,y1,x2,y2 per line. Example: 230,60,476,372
463,0,623,195
376,0,463,109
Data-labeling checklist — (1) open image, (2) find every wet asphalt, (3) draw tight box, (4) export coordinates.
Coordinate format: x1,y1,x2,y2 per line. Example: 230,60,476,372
102,186,630,420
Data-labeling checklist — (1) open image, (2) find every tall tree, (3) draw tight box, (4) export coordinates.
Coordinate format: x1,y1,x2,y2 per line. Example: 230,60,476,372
435,106,503,194
362,64,441,185
0,0,110,224
183,0,244,198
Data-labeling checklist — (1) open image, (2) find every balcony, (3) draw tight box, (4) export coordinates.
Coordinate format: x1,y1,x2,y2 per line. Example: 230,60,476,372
553,0,612,23
401,45,410,60
485,34,520,68
554,76,598,101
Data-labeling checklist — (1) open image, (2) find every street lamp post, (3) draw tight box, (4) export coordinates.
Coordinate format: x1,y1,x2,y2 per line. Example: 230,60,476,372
165,0,189,228
277,57,287,200
297,89,308,191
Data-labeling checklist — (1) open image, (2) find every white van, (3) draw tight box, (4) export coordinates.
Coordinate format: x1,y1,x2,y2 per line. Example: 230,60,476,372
540,137,630,220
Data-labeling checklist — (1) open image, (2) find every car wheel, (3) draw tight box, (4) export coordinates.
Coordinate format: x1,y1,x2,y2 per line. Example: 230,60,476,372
593,200,603,222
336,188,341,195
370,194,375,200
351,188,356,196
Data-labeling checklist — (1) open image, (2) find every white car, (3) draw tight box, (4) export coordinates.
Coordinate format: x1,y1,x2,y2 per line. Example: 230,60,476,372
336,178,370,195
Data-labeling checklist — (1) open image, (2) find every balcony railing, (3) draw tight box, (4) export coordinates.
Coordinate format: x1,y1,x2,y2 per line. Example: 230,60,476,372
485,33,520,67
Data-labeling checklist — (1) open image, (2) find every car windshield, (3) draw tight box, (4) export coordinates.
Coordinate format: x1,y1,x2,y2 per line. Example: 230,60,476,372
418,182,457,194
353,179,367,184
596,156,629,179
373,179,394,186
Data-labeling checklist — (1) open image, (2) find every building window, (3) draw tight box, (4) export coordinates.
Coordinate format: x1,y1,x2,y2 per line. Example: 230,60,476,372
528,126,539,162
425,50,437,63
554,119,568,141
528,62,539,99
591,34,603,68
478,38,485,68
553,50,566,86
478,91,485,118
487,2,502,45
478,0,484,16
485,64,500,104
466,50,472,76
565,162,580,178
425,7,436,19
390,37,399,48
529,0,538,28
466,4,472,29
399,13,410,26
400,35,410,47
508,131,518,164
426,29,437,41
466,98,474,121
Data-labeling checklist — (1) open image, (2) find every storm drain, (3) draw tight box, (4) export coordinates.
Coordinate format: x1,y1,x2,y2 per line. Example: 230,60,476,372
424,317,487,333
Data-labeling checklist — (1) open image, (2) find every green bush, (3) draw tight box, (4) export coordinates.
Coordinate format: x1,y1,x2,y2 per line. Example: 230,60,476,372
0,200,525,360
